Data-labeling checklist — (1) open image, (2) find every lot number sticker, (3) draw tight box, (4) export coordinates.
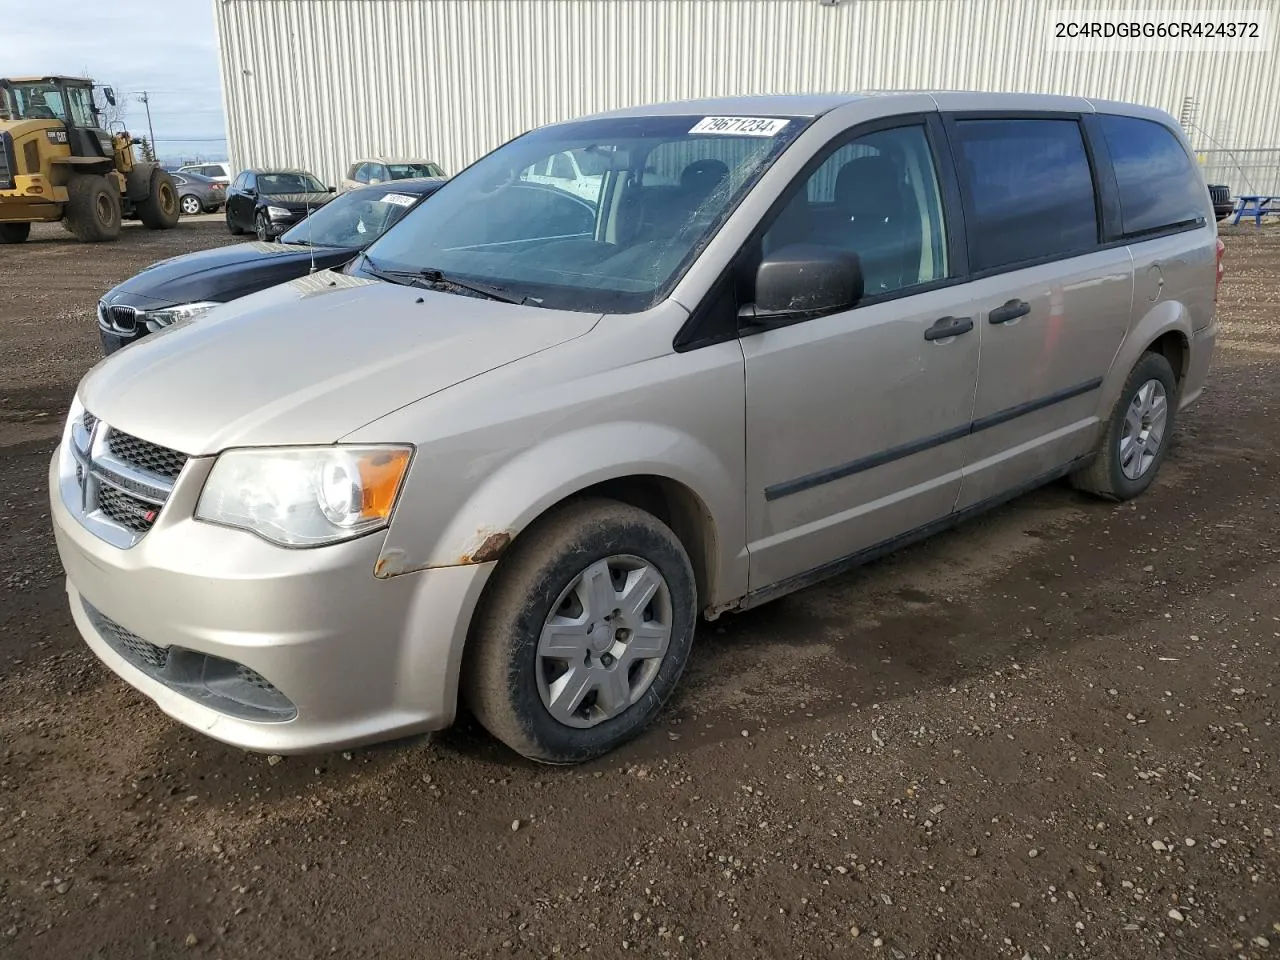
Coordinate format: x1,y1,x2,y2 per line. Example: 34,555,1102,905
378,193,417,207
689,116,790,137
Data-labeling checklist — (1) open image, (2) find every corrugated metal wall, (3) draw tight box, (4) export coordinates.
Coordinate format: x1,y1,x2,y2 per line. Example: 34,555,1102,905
213,0,1280,188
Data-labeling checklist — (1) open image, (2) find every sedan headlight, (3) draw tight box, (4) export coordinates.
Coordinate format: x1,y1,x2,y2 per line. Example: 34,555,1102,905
138,301,220,333
266,205,292,220
195,445,413,547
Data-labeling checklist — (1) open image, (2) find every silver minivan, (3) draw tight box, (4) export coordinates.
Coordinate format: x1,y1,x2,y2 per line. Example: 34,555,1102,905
51,93,1221,763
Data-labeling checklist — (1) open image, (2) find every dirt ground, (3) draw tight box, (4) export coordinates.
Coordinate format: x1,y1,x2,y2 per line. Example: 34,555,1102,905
0,218,1277,960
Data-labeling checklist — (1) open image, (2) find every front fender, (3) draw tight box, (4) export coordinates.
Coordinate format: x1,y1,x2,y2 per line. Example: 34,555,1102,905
374,421,747,606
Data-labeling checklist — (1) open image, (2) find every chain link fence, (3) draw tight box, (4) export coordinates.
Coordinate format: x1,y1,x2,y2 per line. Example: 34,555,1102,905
1195,148,1280,197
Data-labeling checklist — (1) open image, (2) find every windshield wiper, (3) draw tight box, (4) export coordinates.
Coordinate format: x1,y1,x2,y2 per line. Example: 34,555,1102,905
361,255,537,305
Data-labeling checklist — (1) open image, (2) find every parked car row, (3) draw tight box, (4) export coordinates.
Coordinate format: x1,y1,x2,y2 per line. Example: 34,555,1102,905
63,92,1220,767
167,157,449,224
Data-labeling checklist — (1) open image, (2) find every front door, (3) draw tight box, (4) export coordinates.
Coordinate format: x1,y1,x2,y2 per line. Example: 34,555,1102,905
741,121,979,591
946,116,1134,508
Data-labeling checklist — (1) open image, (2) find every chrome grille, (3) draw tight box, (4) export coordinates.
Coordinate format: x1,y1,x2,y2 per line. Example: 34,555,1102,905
63,408,189,546
105,431,186,480
97,484,158,533
97,302,139,333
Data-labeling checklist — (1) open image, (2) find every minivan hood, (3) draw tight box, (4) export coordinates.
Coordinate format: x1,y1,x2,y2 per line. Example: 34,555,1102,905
79,272,600,455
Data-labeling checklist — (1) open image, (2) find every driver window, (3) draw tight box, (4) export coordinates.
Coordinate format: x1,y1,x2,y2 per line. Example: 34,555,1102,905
549,153,575,180
66,87,95,127
761,125,949,297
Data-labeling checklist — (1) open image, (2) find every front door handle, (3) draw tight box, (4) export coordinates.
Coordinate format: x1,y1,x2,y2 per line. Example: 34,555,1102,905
923,315,974,341
988,298,1031,325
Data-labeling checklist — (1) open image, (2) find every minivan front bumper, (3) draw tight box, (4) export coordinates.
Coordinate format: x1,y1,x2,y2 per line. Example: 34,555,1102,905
49,450,490,754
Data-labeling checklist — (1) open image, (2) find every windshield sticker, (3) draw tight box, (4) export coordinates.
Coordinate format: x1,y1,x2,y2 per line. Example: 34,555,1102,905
689,116,790,137
379,193,417,207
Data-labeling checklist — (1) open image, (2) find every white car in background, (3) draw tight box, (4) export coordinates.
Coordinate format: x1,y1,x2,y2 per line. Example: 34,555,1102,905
177,162,232,185
520,148,609,202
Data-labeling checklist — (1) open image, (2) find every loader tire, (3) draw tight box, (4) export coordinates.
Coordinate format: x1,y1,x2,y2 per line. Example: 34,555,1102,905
63,175,121,242
137,170,180,229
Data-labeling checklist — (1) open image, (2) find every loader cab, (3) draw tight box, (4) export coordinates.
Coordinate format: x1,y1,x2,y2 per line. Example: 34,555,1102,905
0,77,114,159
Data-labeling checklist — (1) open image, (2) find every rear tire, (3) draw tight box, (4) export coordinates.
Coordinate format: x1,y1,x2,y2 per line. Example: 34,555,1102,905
1071,351,1178,501
180,194,202,216
63,175,121,242
137,171,180,229
226,206,245,235
0,222,31,243
464,498,698,764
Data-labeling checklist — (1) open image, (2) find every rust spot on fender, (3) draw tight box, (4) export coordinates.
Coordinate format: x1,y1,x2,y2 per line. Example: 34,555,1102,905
374,529,512,579
461,531,511,564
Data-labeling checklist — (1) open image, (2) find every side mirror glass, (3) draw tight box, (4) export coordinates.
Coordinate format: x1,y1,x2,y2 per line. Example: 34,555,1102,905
103,87,117,106
328,185,337,193
743,244,863,325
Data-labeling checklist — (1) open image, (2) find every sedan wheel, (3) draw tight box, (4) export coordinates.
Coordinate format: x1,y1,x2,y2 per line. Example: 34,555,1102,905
180,194,202,216
255,211,272,241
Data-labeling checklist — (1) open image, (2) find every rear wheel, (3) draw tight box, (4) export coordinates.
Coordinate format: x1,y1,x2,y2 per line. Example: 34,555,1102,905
180,194,202,216
464,498,698,764
137,171,180,229
226,205,245,235
63,175,121,242
0,222,31,243
1071,351,1178,501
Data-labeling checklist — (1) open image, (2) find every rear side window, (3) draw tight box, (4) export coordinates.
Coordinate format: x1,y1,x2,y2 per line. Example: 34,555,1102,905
952,118,1098,271
1097,115,1205,237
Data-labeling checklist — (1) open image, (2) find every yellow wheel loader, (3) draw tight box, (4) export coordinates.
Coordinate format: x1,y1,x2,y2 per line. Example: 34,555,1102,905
0,76,180,243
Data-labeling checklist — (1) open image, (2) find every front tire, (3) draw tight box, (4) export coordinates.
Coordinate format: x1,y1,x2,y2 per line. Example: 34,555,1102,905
137,171,180,229
0,222,31,243
255,210,272,241
1072,351,1178,500
464,498,698,764
63,175,121,242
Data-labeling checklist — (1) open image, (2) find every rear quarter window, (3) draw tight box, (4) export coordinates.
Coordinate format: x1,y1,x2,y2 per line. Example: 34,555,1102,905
1097,115,1206,237
952,118,1099,272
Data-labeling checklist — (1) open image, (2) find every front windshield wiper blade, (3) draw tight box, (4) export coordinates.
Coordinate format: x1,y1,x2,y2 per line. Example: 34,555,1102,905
361,256,537,306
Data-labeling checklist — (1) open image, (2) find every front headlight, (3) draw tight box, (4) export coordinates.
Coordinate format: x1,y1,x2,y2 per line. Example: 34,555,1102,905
266,205,292,220
195,445,413,547
139,301,220,333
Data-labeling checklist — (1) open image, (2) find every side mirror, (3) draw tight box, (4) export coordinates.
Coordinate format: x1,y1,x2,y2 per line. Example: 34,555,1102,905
104,87,117,106
740,244,863,327
328,185,337,193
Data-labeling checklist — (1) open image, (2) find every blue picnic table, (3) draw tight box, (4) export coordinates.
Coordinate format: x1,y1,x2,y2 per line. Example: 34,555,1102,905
1231,195,1278,226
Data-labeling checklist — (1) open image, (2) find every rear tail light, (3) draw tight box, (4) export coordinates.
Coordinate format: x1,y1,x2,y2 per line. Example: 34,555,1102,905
1215,237,1225,298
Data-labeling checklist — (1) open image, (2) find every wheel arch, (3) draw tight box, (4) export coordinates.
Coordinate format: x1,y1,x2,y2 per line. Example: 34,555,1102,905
1104,300,1194,417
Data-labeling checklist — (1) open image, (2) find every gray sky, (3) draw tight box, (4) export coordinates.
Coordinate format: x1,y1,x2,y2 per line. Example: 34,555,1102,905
0,0,227,161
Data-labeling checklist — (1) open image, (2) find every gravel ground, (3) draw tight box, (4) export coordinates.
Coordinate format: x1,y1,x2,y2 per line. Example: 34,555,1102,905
0,219,1277,960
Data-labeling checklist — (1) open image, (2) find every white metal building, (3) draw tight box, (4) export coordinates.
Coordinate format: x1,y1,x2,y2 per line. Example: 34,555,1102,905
213,0,1280,193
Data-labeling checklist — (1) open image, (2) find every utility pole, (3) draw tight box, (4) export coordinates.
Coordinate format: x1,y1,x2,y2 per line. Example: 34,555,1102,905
137,91,157,153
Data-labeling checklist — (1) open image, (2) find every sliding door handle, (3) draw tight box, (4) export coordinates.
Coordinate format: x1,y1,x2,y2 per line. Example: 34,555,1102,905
923,315,974,341
988,298,1031,325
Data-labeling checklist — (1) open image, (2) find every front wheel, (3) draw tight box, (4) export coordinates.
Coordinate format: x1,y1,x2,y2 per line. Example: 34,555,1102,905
1072,351,1178,500
137,171,180,229
255,210,273,241
464,498,697,764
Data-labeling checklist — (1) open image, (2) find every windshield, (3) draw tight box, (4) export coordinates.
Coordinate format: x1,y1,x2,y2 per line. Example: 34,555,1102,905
359,114,809,313
258,173,326,195
280,185,431,247
3,83,66,121
386,163,444,179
